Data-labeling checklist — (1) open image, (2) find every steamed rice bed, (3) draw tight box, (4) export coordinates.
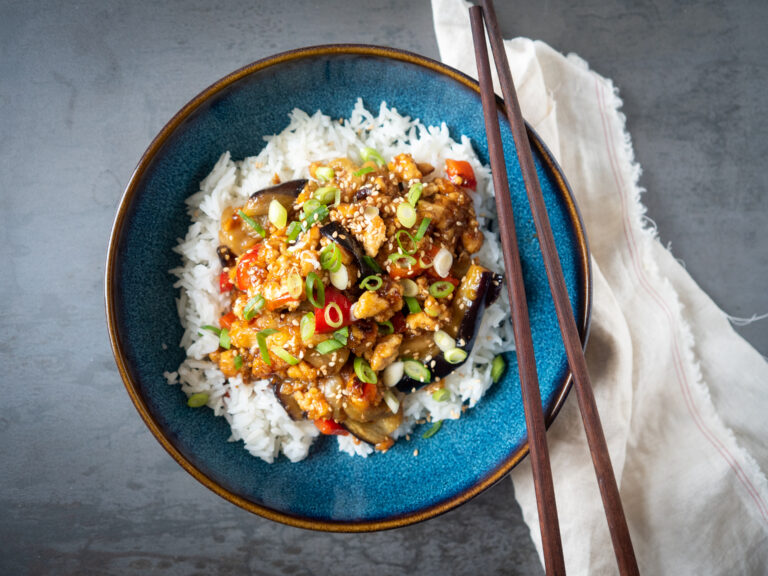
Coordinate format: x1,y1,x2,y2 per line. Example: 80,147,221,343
165,100,513,463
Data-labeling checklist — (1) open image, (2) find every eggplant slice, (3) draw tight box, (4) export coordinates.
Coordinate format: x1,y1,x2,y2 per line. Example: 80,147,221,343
397,264,503,391
342,410,403,446
247,179,307,215
270,379,306,421
320,221,381,279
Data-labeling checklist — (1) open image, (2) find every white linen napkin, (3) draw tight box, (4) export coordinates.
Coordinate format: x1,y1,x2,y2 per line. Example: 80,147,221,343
432,1,768,573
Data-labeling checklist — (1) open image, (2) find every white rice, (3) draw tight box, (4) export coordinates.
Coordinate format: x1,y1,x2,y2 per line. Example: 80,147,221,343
168,99,514,463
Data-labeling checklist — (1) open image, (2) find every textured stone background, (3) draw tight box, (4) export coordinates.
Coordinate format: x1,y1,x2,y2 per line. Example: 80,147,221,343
1,1,765,574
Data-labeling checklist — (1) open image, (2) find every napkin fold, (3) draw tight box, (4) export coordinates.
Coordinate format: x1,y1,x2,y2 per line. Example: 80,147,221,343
432,1,768,573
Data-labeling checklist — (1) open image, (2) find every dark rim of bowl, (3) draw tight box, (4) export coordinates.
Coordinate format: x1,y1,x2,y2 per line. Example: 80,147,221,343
105,43,592,532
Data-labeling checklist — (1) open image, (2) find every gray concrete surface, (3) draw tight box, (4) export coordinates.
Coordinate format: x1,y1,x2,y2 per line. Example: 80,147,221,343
0,1,765,574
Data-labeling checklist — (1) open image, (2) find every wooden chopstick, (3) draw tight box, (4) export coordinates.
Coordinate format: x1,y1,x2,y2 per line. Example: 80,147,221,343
476,1,640,575
469,8,566,576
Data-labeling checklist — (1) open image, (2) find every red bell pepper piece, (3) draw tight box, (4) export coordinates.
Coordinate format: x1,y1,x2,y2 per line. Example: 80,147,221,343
219,311,236,329
219,271,234,293
445,159,477,190
314,418,348,436
314,288,353,333
235,245,261,291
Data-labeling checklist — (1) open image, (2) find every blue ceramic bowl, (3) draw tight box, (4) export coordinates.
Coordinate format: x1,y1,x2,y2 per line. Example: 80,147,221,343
106,45,590,531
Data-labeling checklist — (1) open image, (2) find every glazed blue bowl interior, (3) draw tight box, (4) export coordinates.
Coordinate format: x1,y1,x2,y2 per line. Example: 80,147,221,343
111,46,589,529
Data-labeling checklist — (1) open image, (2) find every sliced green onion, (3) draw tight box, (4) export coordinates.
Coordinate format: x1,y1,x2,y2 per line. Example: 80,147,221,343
324,302,343,328
433,330,456,352
354,356,377,384
305,272,325,308
313,186,338,205
238,210,266,238
400,278,418,297
407,182,423,206
302,198,322,216
444,347,467,364
271,347,300,366
316,166,335,182
330,265,348,290
396,202,417,228
422,420,443,439
286,221,302,242
418,255,433,269
362,255,383,274
403,359,431,383
334,188,342,206
243,294,266,320
256,328,278,365
200,325,221,336
414,217,431,241
395,230,418,255
268,199,287,229
320,243,342,272
316,338,344,354
383,389,400,414
234,355,243,370
300,312,315,341
360,147,385,166
429,281,455,298
286,272,303,299
360,275,383,291
354,166,376,177
219,328,231,350
377,320,394,335
187,392,209,408
404,296,421,314
333,326,349,345
432,388,450,402
388,253,417,268
383,360,404,387
491,355,506,384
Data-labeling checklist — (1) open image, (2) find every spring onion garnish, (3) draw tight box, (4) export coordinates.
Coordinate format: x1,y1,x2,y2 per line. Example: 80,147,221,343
360,275,383,291
270,346,300,366
432,246,453,278
388,253,417,268
304,205,329,226
302,198,322,215
444,347,467,364
362,255,383,274
383,389,400,414
243,294,266,320
429,280,455,298
316,166,335,182
313,186,338,205
418,255,433,269
316,338,344,354
414,217,431,241
234,355,243,370
332,326,349,345
268,199,287,229
238,210,266,238
324,302,343,328
422,420,443,439
219,328,231,350
187,392,209,408
354,356,377,384
300,312,315,341
383,360,404,387
305,272,325,308
407,182,423,206
256,328,278,365
286,221,302,242
286,272,303,299
424,304,441,318
320,243,342,272
360,146,385,166
433,330,456,352
400,278,418,297
432,388,450,402
200,325,221,336
334,188,341,206
491,355,506,384
354,166,376,177
395,230,418,255
396,201,417,228
403,359,431,383
404,296,421,314
330,265,349,291
377,320,394,335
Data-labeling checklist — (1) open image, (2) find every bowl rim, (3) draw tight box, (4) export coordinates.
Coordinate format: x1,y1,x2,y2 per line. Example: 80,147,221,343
105,43,592,532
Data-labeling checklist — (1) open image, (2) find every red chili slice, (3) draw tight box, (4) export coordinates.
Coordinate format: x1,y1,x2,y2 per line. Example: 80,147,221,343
445,159,477,190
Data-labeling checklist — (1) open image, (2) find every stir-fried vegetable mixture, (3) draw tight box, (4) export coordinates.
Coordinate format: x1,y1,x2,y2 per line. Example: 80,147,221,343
208,150,501,451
